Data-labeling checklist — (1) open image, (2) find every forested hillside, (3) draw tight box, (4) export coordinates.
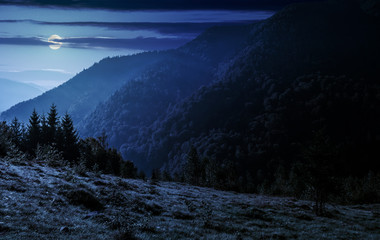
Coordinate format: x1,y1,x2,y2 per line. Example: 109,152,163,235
78,0,380,201
76,25,253,168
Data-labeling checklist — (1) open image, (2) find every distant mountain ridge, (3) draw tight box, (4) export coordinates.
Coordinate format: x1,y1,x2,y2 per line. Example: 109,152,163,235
0,70,72,90
1,52,175,123
0,78,43,113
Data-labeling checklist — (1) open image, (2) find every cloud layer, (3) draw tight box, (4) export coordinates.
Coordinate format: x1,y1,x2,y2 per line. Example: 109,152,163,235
60,37,191,50
0,20,259,37
0,36,191,51
0,19,262,50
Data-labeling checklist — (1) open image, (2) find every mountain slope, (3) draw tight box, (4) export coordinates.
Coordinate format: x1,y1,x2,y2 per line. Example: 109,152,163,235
115,0,380,180
77,53,213,142
1,158,379,239
76,25,253,170
0,78,43,113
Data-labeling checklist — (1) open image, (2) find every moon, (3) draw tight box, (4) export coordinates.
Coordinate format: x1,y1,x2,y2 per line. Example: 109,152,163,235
48,34,62,50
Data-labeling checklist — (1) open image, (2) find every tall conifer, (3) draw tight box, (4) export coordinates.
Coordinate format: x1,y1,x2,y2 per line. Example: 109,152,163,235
26,109,40,155
10,117,24,149
61,112,79,161
40,113,48,145
47,104,59,145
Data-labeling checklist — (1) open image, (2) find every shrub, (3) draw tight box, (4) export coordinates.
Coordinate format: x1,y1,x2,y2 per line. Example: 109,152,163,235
64,189,104,211
35,144,65,167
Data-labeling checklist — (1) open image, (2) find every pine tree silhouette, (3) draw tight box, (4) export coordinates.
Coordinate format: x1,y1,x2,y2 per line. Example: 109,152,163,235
61,112,79,162
0,121,11,157
9,117,24,149
184,146,201,185
47,104,59,145
40,113,48,146
26,109,40,155
304,130,336,216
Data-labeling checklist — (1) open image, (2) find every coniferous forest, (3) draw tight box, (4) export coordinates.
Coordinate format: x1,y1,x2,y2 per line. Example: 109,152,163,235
0,104,140,179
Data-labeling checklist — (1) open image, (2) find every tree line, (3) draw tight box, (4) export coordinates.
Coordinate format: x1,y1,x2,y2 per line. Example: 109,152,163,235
0,104,141,179
148,136,380,216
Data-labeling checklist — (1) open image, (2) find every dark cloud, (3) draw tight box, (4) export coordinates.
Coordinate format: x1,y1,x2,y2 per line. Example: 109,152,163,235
0,20,20,23
0,0,313,10
60,37,190,50
0,36,190,51
0,37,47,46
32,20,258,36
0,19,260,37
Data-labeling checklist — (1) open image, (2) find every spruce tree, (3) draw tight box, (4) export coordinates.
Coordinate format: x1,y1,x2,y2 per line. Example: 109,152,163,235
151,168,161,181
56,125,64,153
105,148,120,175
61,112,79,162
40,113,48,146
9,117,24,149
303,130,336,216
0,121,11,157
26,109,40,155
47,104,59,145
184,146,201,185
122,160,137,178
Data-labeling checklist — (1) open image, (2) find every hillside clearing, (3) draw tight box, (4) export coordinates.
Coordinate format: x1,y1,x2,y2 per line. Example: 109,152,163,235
0,159,379,240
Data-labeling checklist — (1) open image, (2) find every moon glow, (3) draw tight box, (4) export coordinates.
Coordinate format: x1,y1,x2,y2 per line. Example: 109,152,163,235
48,34,62,50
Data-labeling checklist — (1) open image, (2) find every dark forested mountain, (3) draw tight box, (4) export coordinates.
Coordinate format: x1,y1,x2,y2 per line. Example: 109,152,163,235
76,0,380,178
0,78,42,113
77,54,212,142
2,0,379,193
77,25,252,147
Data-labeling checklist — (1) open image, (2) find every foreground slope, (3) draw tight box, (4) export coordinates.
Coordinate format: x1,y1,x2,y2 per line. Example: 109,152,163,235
0,158,379,239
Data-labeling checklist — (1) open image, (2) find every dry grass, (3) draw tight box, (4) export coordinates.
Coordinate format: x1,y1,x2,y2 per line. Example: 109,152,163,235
0,158,379,239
